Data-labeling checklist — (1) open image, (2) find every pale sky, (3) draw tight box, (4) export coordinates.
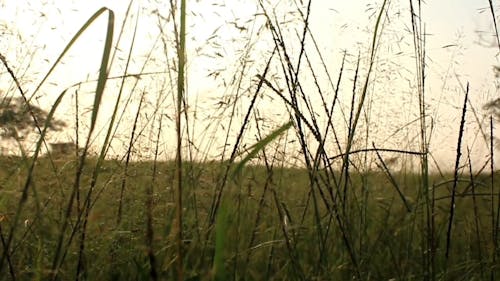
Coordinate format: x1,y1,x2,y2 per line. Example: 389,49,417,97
0,0,498,171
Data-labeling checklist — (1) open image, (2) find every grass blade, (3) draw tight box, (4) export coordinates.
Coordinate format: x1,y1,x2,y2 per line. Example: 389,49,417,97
445,83,469,262
231,121,293,179
31,7,113,99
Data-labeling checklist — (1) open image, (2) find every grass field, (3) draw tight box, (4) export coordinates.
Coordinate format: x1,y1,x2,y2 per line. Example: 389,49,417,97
1,0,500,280
0,154,498,280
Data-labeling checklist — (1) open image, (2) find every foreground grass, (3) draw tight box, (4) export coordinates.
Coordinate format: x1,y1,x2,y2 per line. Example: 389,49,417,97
0,155,498,280
1,2,499,280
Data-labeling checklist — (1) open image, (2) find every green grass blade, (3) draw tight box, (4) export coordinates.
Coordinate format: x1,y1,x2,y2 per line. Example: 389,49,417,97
1,88,69,275
213,203,229,281
89,9,115,137
32,7,113,99
75,9,114,279
231,121,293,178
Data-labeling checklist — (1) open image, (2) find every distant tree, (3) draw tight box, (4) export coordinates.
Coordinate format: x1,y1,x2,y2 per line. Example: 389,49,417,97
483,65,500,116
0,96,66,141
483,65,500,151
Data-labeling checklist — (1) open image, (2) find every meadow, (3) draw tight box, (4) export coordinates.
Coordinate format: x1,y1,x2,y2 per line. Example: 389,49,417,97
0,0,500,280
0,154,498,280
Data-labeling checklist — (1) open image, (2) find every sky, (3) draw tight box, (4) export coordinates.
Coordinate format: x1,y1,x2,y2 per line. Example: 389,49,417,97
0,0,499,171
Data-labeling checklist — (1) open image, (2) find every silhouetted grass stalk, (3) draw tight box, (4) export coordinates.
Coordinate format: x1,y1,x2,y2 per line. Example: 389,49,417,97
488,2,500,276
444,82,469,263
467,147,485,279
38,8,115,280
146,114,163,281
490,116,497,281
117,92,144,226
173,0,186,279
408,1,435,279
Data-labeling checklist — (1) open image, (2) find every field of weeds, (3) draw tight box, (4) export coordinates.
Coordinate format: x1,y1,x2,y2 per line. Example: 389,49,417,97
0,0,499,280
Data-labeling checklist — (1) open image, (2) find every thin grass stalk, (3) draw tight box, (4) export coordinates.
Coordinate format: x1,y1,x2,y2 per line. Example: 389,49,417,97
285,2,323,148
317,51,346,158
48,9,115,280
179,12,200,245
298,109,337,274
242,110,294,278
270,187,305,281
424,17,434,281
408,1,434,278
429,192,498,202
0,53,67,276
229,117,284,278
0,54,50,162
242,129,274,276
260,61,358,277
0,88,69,231
454,75,490,147
360,81,377,261
107,0,135,70
308,172,327,274
212,201,229,281
302,127,337,275
467,147,485,279
113,9,142,226
257,2,317,177
314,59,347,253
227,122,297,277
488,0,500,51
13,90,67,280
265,228,278,280
174,0,186,279
207,58,248,219
177,2,216,239
296,1,344,119
233,177,242,280
317,174,359,280
258,77,319,143
75,10,115,280
112,81,169,162
343,53,360,213
336,3,389,275
330,148,425,161
373,143,412,212
445,82,469,263
0,223,16,280
117,91,145,226
288,45,334,271
198,78,262,270
339,0,387,170
51,111,86,279
0,55,30,277
74,87,82,215
495,146,500,281
320,54,346,196
103,1,140,158
8,160,68,276
337,10,387,262
208,47,276,225
490,116,497,281
146,114,163,281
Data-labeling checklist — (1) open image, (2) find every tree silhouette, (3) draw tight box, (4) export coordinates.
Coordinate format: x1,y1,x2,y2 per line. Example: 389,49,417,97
0,96,66,141
483,65,500,117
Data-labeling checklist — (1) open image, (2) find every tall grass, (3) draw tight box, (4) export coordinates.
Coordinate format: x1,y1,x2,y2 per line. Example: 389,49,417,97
169,0,187,279
0,0,499,280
